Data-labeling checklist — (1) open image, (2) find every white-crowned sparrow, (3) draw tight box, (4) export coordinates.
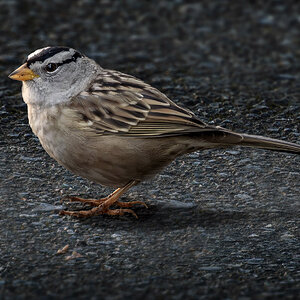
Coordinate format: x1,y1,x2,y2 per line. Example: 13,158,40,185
9,46,300,218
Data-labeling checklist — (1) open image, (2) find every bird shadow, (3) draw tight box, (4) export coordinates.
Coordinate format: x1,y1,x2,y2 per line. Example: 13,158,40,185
65,201,284,232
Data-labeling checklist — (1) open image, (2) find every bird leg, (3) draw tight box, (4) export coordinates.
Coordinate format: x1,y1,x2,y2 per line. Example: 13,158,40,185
59,181,147,218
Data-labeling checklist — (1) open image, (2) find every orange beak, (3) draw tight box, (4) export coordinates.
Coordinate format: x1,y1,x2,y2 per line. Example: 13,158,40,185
8,63,39,81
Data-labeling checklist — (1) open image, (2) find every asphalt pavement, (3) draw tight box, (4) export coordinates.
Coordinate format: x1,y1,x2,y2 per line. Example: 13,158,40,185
0,1,299,299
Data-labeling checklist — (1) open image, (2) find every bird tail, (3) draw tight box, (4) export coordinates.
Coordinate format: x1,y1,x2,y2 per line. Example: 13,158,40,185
238,133,300,154
193,129,300,155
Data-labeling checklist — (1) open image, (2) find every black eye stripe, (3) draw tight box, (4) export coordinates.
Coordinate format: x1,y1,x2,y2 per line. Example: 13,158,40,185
44,52,82,72
56,51,82,66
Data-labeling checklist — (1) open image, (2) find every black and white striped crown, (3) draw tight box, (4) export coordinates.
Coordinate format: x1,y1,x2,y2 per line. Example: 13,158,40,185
26,46,83,66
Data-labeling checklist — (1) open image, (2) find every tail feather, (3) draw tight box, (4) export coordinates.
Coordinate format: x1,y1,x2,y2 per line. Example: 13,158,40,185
238,133,300,154
195,129,300,155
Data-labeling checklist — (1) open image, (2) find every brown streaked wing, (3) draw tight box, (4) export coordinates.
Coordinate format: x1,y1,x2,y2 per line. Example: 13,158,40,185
69,70,210,137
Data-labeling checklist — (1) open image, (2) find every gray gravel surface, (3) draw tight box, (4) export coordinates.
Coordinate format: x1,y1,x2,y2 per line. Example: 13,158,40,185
0,1,299,299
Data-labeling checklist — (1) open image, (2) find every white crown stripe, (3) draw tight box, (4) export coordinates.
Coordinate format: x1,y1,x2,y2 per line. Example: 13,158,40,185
27,47,51,60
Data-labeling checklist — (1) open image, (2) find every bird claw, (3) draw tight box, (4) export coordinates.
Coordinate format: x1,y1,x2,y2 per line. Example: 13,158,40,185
61,195,147,209
59,181,143,219
61,195,107,206
59,207,138,219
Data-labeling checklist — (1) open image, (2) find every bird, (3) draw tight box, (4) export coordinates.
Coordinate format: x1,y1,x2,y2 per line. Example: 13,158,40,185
8,46,300,218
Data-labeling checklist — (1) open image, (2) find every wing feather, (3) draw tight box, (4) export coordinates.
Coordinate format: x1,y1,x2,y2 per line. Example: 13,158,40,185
67,69,211,137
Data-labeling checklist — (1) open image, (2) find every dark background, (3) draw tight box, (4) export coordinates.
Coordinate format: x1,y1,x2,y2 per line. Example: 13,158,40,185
0,1,299,299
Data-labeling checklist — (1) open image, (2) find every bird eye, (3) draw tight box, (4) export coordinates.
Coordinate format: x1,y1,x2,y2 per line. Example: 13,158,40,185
45,63,58,72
